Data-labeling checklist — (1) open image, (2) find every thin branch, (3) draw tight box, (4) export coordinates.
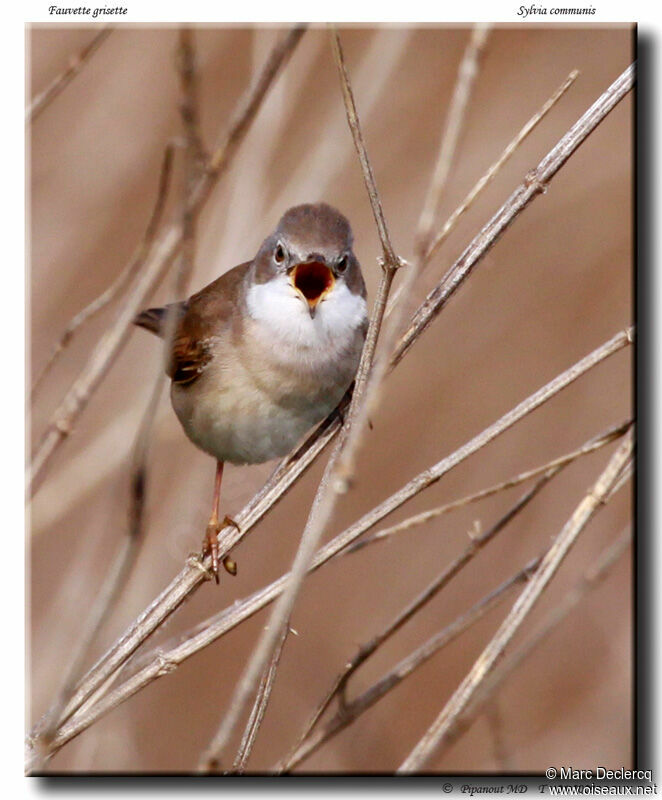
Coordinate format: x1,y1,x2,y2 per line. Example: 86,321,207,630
198,27,404,771
344,419,630,555
278,554,543,772
330,27,398,269
27,27,112,122
229,621,291,774
397,430,634,772
28,25,307,497
425,69,579,264
415,24,491,260
36,328,632,762
392,63,635,369
30,143,176,399
436,527,633,761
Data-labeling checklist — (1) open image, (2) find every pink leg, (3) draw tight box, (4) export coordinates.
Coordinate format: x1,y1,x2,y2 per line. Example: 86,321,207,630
202,461,238,583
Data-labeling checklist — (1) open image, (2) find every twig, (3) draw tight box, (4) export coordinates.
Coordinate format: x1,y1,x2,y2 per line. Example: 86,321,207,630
425,69,579,264
30,144,175,399
229,621,291,774
415,24,491,260
278,554,542,772
27,27,112,122
392,63,635,369
330,28,398,268
28,25,307,496
436,527,633,761
198,27,404,771
37,327,632,761
344,419,630,555
397,429,634,772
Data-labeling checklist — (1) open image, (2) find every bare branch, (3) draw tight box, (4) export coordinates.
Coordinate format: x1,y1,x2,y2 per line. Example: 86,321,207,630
230,622,291,774
28,25,307,496
330,27,399,269
32,33,208,767
425,69,579,264
286,472,558,765
27,27,113,122
397,430,634,772
415,24,491,259
344,419,630,555
436,527,632,761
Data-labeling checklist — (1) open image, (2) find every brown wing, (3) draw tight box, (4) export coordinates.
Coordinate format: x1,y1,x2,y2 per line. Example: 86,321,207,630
134,260,252,387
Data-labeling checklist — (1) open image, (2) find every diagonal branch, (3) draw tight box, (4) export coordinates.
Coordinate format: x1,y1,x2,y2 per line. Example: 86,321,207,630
27,27,113,122
30,144,176,400
397,430,634,772
415,24,491,259
435,525,632,761
344,419,630,555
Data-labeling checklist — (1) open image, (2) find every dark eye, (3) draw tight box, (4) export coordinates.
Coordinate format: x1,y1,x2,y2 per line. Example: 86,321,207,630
274,243,286,264
337,255,348,274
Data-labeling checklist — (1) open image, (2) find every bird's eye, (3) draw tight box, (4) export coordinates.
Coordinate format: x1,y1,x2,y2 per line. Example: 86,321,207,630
337,255,348,274
274,243,286,264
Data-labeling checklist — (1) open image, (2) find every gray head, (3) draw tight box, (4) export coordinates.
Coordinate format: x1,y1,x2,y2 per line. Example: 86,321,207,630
251,203,366,317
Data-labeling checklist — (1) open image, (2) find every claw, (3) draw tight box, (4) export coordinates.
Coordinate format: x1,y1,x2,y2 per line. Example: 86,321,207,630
203,515,222,584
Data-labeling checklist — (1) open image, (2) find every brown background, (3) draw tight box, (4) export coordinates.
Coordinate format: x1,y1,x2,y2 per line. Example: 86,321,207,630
28,24,633,773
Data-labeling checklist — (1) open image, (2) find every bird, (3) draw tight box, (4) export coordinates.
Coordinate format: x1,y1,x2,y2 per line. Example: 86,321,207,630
134,203,368,582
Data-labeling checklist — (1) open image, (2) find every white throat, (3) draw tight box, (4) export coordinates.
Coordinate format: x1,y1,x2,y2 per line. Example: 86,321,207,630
246,275,367,360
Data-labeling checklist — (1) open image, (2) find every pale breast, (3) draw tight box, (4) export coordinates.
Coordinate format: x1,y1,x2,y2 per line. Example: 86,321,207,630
171,320,363,465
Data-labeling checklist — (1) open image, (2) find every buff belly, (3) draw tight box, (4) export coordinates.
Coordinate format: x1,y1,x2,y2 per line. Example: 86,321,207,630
170,358,349,465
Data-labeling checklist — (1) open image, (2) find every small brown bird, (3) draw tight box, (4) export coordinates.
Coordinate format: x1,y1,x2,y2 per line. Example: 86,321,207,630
135,203,368,581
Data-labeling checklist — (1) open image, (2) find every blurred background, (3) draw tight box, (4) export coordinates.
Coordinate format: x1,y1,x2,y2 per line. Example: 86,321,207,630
28,24,633,773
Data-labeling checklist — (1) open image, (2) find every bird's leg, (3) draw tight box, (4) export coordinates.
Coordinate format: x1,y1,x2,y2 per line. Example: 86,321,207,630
202,461,239,583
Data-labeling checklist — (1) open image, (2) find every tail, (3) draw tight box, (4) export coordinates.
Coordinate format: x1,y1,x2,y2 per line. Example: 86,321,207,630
133,302,185,338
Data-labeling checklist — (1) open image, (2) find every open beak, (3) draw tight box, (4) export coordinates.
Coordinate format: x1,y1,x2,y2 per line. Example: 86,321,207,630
289,260,335,318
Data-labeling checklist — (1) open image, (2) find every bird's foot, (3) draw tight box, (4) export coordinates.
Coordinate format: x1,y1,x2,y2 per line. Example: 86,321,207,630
202,514,240,584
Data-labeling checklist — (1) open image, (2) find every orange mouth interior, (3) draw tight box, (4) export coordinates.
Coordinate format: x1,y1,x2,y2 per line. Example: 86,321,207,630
292,261,334,305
